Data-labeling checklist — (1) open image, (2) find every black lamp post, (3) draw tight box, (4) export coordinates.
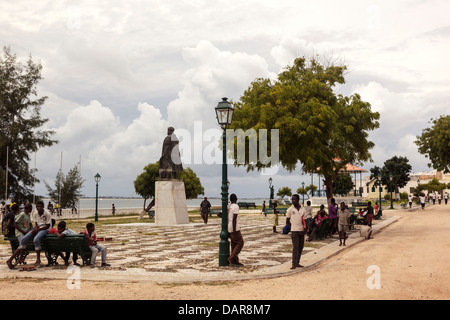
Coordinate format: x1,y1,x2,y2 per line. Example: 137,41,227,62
377,173,382,213
215,97,234,267
302,181,305,205
94,173,101,222
389,173,394,209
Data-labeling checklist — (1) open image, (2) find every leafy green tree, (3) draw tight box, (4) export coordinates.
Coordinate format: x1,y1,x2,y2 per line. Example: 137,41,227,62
422,178,447,193
45,164,84,208
229,56,380,203
276,186,292,199
332,173,354,196
415,115,450,173
134,162,159,211
382,156,412,195
305,184,318,196
371,156,412,197
178,167,205,199
134,162,204,210
0,47,57,202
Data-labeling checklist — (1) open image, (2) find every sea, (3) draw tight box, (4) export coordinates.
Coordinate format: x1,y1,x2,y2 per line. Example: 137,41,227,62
42,197,267,210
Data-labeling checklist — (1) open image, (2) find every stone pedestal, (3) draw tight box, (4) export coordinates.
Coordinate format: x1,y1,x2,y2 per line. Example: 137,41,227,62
155,180,189,225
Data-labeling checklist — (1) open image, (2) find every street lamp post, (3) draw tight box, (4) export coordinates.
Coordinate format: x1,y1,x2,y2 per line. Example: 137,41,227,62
94,173,101,222
215,97,234,267
268,177,274,209
302,181,305,205
389,173,394,209
377,173,382,214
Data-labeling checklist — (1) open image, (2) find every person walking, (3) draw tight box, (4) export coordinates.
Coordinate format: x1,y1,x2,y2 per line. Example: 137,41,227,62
286,194,307,270
200,197,211,224
420,193,426,210
228,194,244,267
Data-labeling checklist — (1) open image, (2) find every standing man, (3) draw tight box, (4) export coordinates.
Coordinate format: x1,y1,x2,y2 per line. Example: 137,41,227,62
328,198,337,236
200,196,211,224
408,194,413,209
338,202,352,246
304,200,313,234
228,194,244,266
18,201,51,267
286,194,307,270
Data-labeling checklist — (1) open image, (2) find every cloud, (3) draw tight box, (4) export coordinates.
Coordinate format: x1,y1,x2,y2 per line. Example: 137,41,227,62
3,0,450,199
167,40,274,131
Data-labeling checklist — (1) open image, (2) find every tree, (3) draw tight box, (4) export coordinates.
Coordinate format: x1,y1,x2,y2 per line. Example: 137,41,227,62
276,186,292,199
370,156,412,198
134,162,159,211
332,173,354,196
178,167,205,199
44,164,84,208
134,162,204,211
0,47,57,202
415,115,450,173
229,56,380,203
305,184,318,196
382,156,412,196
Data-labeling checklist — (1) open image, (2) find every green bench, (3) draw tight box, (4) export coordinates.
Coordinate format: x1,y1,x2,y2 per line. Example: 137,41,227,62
263,208,287,217
4,234,92,266
351,202,369,207
238,202,257,209
208,208,222,216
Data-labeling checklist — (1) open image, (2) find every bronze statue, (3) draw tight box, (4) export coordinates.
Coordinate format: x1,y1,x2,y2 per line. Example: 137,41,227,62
159,127,183,179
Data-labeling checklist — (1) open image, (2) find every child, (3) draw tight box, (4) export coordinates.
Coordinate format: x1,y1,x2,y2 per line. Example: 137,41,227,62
82,223,110,267
56,221,80,266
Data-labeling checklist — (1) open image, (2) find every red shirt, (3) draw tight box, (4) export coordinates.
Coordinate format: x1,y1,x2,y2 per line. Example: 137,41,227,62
83,230,97,246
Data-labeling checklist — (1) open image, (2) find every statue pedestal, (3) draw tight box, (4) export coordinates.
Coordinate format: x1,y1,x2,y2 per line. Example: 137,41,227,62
155,180,189,225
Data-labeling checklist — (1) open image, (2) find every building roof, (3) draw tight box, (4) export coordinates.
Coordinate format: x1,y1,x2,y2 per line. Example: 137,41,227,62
340,163,368,173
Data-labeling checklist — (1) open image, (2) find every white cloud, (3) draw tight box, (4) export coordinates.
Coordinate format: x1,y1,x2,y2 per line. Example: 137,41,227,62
3,0,450,198
167,40,274,131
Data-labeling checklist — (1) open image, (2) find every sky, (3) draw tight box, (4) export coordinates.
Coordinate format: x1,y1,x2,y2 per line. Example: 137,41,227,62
1,0,449,199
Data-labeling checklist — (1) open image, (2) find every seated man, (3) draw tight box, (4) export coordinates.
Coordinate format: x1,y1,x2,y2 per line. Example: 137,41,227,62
18,201,51,267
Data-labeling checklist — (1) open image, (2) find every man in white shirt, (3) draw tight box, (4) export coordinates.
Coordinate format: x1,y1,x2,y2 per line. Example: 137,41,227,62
18,200,51,267
419,194,426,210
286,194,307,270
228,194,244,266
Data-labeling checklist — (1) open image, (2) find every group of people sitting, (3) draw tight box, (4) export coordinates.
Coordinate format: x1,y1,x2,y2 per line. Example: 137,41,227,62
304,198,374,245
3,200,110,269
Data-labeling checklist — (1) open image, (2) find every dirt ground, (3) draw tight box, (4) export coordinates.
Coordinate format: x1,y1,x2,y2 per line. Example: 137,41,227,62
1,204,449,300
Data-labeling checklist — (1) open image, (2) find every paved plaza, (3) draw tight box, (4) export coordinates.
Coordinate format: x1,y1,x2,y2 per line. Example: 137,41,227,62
0,211,399,283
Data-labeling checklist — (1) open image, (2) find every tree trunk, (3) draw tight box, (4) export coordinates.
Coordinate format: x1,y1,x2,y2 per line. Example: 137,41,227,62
324,175,334,206
138,198,155,220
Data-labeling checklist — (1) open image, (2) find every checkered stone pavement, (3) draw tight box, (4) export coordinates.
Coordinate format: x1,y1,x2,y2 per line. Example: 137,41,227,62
0,214,359,276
